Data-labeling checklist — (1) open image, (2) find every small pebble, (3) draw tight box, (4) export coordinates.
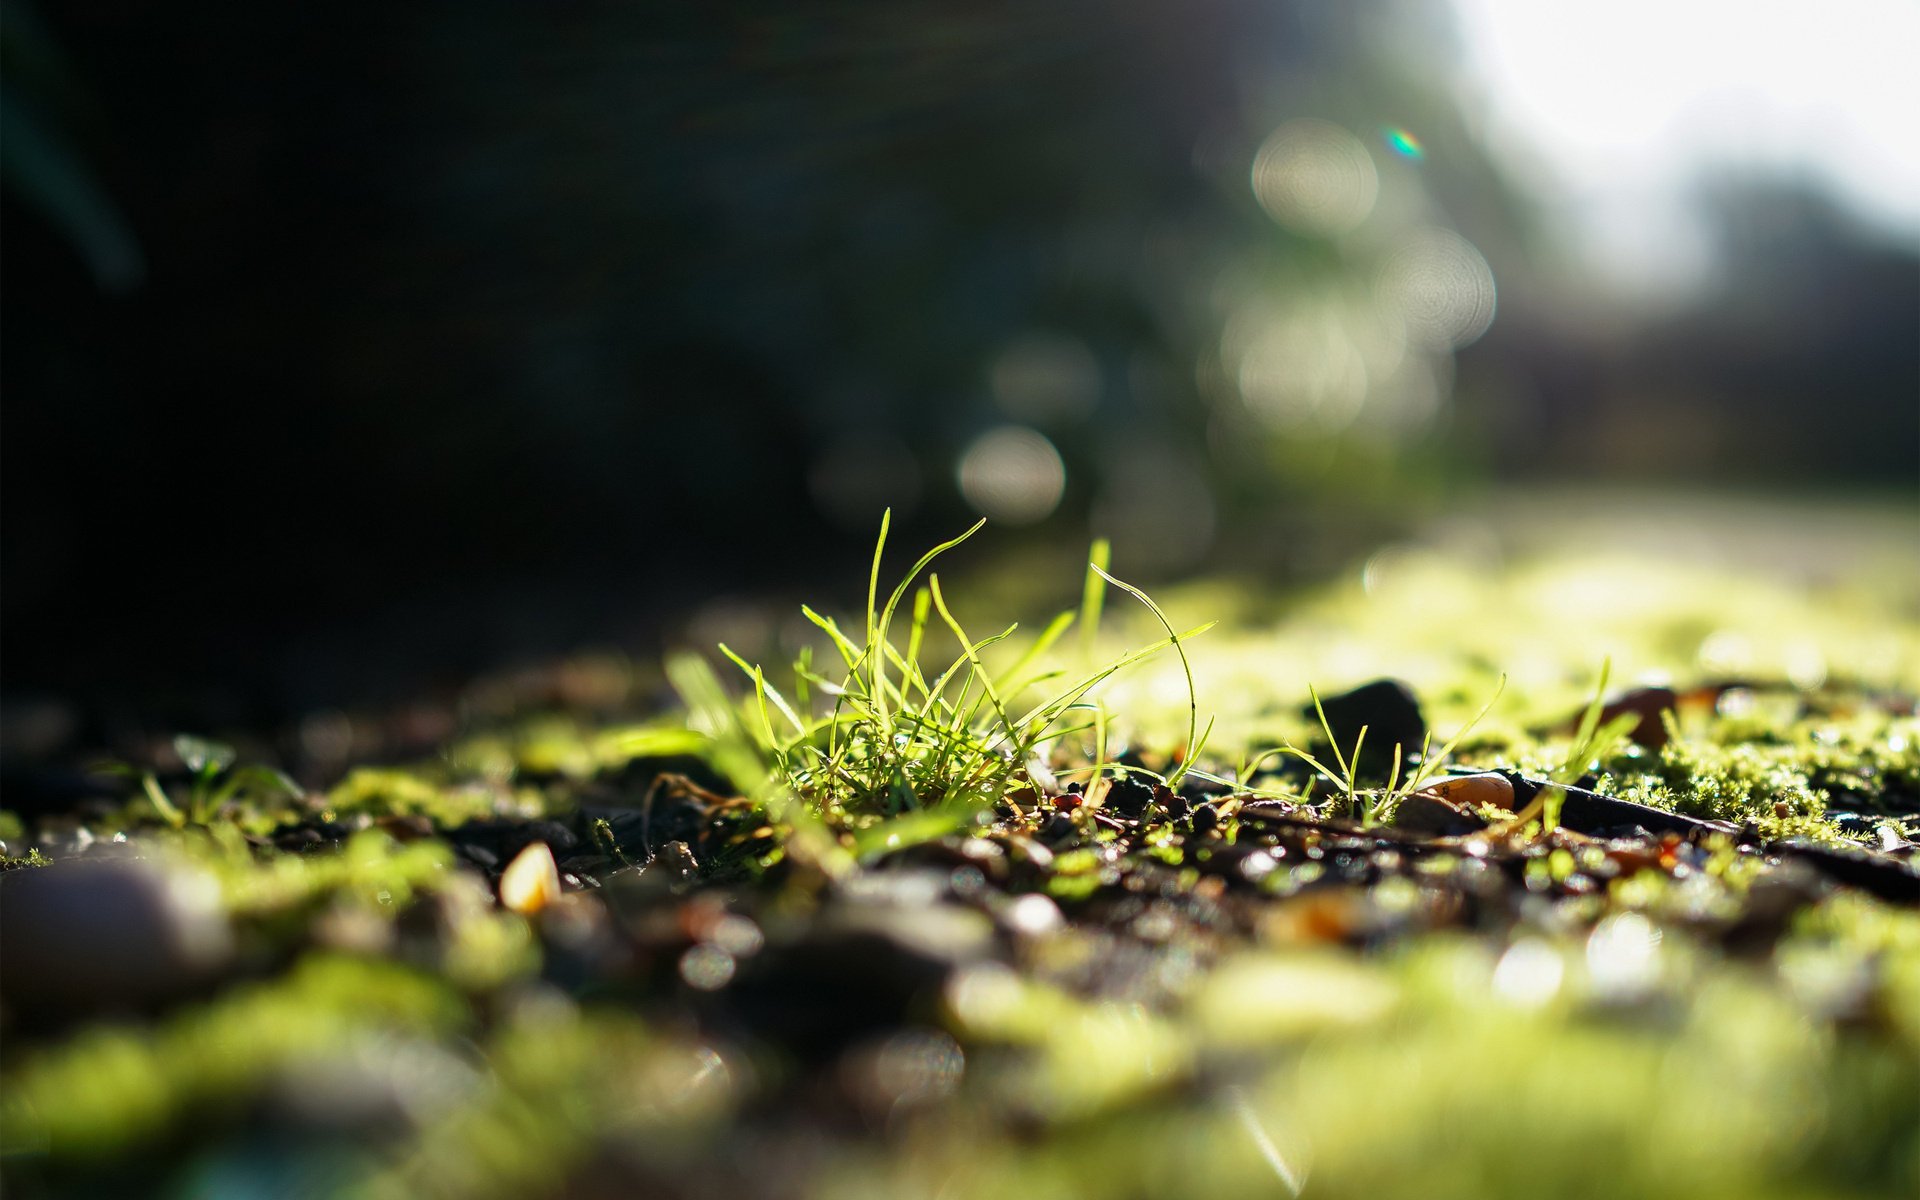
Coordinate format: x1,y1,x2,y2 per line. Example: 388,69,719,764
1419,773,1516,811
0,856,233,1013
498,842,562,915
1393,792,1487,837
1591,686,1678,750
1103,776,1155,819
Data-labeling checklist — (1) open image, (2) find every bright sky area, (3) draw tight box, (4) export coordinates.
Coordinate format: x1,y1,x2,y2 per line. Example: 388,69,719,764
1449,0,1920,292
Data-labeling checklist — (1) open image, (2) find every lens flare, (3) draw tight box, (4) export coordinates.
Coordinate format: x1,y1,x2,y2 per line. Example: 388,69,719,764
1381,126,1425,160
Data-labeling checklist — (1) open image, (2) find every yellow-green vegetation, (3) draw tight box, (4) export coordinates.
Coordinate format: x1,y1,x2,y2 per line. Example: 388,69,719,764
2,512,1916,1199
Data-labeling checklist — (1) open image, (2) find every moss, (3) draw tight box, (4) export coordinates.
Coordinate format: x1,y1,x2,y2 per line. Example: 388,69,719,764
0,955,466,1158
2,846,52,870
327,768,543,827
8,521,1920,1198
1603,737,1827,824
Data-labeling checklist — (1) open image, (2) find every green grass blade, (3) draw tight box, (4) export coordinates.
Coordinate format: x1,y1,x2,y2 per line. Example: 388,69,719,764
871,519,989,722
1080,538,1111,664
1094,566,1207,788
719,644,806,735
1008,621,1217,732
1004,609,1075,692
801,605,863,671
930,575,1013,740
1403,675,1506,795
1306,684,1351,786
866,509,893,727
141,773,185,829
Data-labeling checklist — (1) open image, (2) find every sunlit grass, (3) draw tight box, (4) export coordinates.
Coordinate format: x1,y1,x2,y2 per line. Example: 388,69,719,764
683,512,1212,864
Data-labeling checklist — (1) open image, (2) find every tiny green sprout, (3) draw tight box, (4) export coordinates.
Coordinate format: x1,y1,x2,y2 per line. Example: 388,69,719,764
1507,659,1639,834
1090,564,1213,790
1278,685,1369,819
1278,675,1506,825
700,517,1208,861
118,735,303,829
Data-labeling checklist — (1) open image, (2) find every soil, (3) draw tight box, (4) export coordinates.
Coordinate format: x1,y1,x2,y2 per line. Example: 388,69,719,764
3,666,1918,1199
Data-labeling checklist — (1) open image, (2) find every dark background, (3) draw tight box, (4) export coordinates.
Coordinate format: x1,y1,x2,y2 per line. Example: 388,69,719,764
4,0,1915,727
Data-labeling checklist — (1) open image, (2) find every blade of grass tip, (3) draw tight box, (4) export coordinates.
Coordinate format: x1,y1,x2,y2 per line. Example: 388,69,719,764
1181,715,1218,788
866,508,892,730
1080,538,1111,665
1004,609,1075,694
1403,730,1438,794
1413,673,1507,791
872,518,989,715
793,645,813,715
1375,741,1404,824
1347,725,1368,811
904,586,932,701
1008,620,1217,733
801,605,863,671
142,773,185,828
719,644,806,735
930,576,1014,738
1307,684,1352,787
1564,659,1613,778
1090,566,1208,788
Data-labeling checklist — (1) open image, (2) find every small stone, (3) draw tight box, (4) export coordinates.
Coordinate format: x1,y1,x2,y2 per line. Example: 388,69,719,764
731,901,995,1059
1392,792,1488,837
1103,775,1155,819
1419,773,1516,811
0,855,233,1014
1589,686,1678,750
498,842,562,915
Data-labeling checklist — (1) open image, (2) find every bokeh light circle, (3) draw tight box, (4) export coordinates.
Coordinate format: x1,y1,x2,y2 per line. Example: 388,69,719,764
1251,120,1379,237
956,426,1066,525
1374,229,1498,348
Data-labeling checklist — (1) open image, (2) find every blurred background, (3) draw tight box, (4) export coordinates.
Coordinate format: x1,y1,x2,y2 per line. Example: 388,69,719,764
3,0,1915,727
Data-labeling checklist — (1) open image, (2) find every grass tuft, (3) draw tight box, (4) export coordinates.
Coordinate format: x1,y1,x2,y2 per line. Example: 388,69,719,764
699,517,1209,855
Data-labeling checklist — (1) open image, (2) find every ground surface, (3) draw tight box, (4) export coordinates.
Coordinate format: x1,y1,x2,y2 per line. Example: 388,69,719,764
3,497,1918,1199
